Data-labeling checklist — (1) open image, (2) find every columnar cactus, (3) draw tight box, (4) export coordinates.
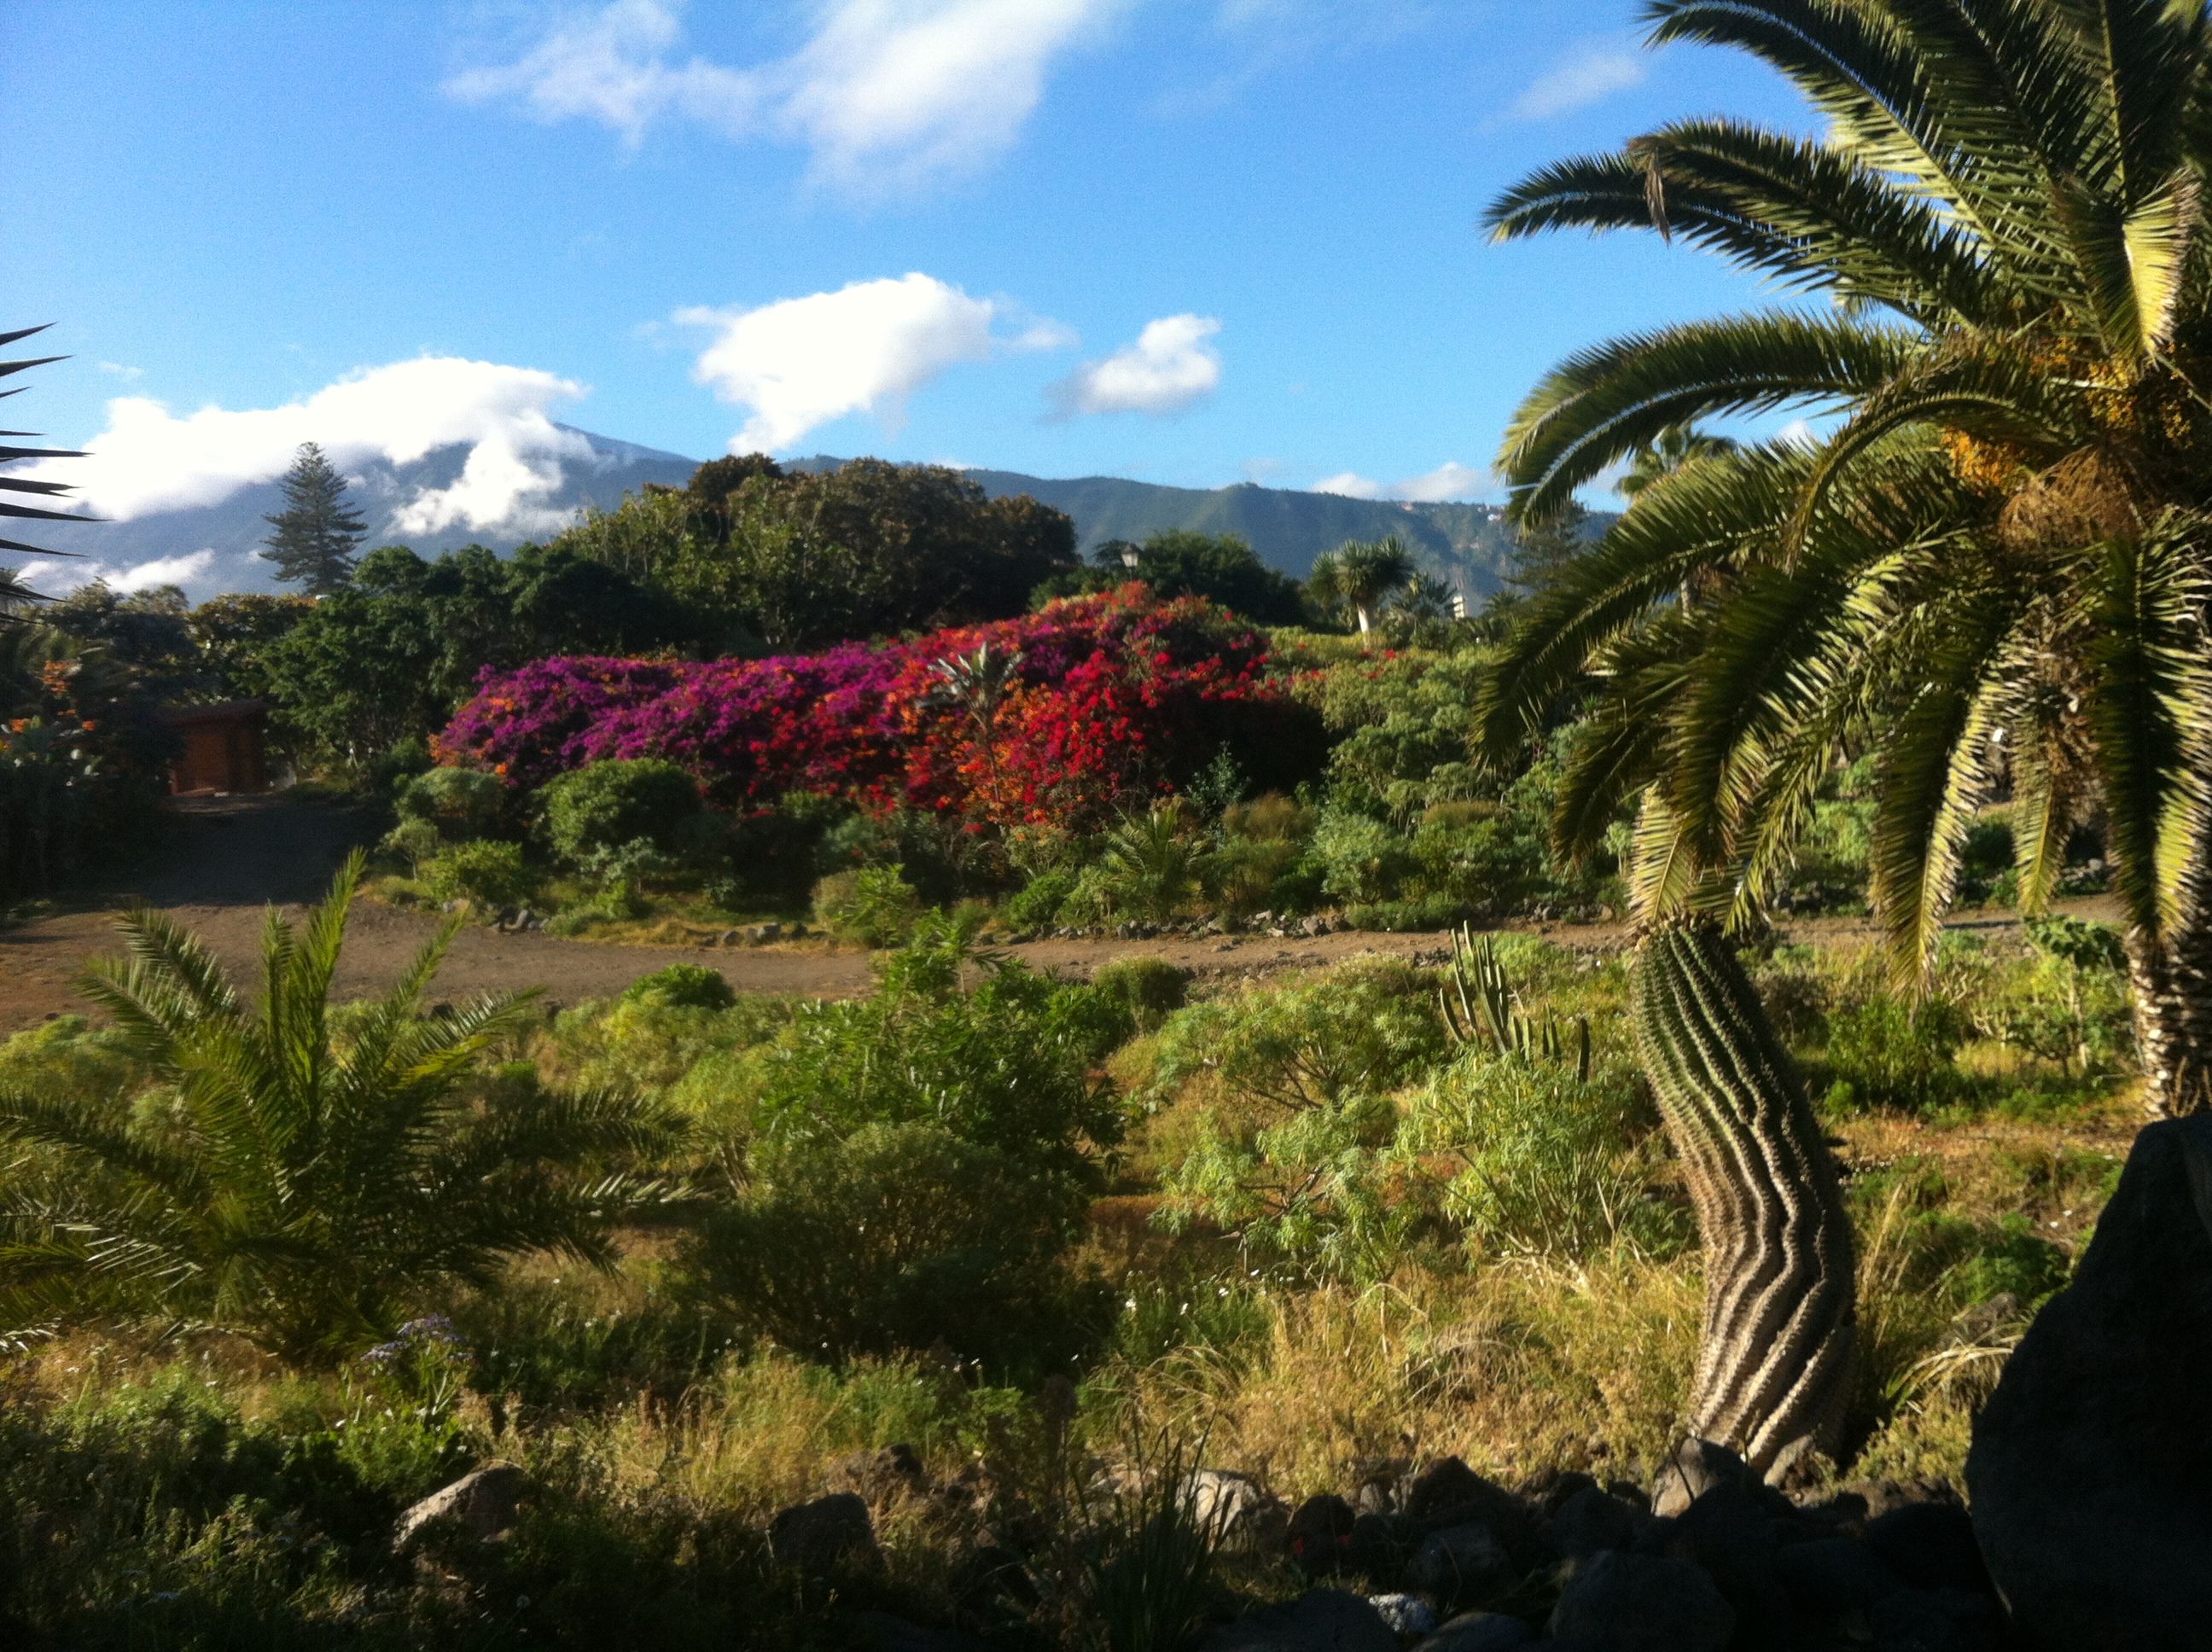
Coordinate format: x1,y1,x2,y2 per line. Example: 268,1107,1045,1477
1632,923,1855,1478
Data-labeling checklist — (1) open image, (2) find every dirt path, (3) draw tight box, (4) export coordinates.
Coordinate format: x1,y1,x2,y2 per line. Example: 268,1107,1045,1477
0,794,2110,1034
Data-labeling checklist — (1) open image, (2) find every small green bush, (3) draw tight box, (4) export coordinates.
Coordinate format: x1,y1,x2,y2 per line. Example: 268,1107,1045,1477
396,766,511,841
812,864,923,947
1091,957,1191,1033
623,963,736,1013
538,759,702,864
425,839,536,909
682,1123,1087,1364
1005,867,1080,930
1311,808,1412,905
1825,992,1968,1111
1092,806,1202,921
1399,1051,1674,1259
379,815,444,873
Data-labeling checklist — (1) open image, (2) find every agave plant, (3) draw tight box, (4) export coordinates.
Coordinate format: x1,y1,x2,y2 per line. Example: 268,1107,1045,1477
0,852,676,1363
1481,0,2212,1121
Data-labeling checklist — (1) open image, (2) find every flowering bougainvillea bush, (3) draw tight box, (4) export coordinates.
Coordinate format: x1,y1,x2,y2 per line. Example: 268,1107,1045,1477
435,588,1322,829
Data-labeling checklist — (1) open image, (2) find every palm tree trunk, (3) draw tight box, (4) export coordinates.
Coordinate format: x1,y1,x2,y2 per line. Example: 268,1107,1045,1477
1631,922,1856,1482
2126,916,2212,1117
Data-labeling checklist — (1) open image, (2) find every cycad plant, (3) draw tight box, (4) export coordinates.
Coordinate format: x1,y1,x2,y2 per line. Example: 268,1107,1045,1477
0,852,674,1363
1307,536,1416,633
1482,0,2212,1121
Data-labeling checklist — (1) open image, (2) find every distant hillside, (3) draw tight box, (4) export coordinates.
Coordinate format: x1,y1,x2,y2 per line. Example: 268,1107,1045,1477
796,460,1594,597
46,437,1596,602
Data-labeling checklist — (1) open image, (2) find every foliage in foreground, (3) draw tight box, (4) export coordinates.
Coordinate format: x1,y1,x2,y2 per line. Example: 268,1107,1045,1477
0,854,673,1363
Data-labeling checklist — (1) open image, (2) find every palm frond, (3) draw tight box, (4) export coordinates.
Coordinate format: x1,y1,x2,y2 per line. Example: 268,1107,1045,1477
1497,313,1922,520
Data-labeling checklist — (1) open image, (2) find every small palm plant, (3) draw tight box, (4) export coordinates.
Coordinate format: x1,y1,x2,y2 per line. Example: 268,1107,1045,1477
1097,802,1202,921
1307,536,1416,633
0,852,675,1363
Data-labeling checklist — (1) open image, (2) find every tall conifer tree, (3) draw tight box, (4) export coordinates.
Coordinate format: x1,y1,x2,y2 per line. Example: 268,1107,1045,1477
260,442,365,593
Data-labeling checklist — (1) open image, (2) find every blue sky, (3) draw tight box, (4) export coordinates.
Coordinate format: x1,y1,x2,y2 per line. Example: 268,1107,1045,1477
5,0,1815,526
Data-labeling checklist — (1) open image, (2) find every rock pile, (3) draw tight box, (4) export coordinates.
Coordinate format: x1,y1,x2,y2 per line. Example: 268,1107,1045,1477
750,1437,2004,1651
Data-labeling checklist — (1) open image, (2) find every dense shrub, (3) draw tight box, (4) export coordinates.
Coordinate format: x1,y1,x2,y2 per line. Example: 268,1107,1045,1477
1004,866,1080,929
812,864,923,947
683,1123,1089,1364
1825,992,1969,1111
424,838,536,908
538,759,702,863
1399,1051,1674,1259
746,918,1126,1189
1147,959,1447,1116
1091,957,1192,1034
622,963,737,1013
395,765,511,841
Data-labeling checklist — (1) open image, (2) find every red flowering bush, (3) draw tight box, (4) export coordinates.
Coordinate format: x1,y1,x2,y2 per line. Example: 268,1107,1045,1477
435,588,1321,829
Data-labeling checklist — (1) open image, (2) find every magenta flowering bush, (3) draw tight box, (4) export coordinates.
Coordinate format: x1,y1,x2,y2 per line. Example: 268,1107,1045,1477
435,587,1319,829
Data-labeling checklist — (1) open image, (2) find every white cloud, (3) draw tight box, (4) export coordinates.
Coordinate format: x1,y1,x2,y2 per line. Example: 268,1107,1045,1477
1508,36,1645,122
678,272,1029,451
18,550,224,599
448,0,1121,194
1313,460,1494,502
444,0,758,144
1049,314,1222,418
96,361,143,381
22,357,591,530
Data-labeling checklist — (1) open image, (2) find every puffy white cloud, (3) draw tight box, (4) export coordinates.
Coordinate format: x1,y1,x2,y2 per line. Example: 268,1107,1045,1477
444,0,758,144
447,0,1121,193
1313,460,1493,503
26,358,591,529
678,273,1021,451
18,549,224,599
1049,315,1222,419
1508,36,1645,122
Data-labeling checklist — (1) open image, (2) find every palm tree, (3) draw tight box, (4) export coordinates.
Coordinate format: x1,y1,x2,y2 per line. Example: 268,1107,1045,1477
1618,422,1740,502
1476,0,2212,1480
1308,536,1417,633
0,852,675,1363
1484,0,2212,1119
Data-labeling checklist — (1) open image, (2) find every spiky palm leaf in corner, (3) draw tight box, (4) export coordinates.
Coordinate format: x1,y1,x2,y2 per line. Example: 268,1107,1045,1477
0,325,95,624
0,852,677,1362
1478,0,2212,1117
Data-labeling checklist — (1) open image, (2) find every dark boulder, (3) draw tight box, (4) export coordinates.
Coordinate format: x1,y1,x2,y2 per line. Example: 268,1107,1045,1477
1402,1521,1511,1607
1412,1611,1536,1651
1773,1535,1905,1614
1865,1587,2002,1652
1197,1589,1397,1652
769,1492,880,1575
1541,1484,1644,1561
1402,1458,1536,1559
1967,1114,2212,1649
1862,1501,1985,1595
1547,1550,1735,1652
1287,1493,1359,1573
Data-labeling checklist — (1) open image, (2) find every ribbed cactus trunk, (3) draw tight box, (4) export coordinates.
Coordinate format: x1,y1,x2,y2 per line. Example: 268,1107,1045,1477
1632,923,1856,1480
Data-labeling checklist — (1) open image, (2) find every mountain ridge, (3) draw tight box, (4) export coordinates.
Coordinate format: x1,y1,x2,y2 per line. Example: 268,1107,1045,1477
36,432,1582,600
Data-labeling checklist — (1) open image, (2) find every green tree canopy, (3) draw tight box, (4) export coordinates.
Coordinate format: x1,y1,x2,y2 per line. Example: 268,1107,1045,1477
1032,528,1309,623
554,457,1080,649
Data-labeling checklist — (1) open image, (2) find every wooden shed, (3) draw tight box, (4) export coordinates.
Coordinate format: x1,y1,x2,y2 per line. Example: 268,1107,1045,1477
160,700,271,796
